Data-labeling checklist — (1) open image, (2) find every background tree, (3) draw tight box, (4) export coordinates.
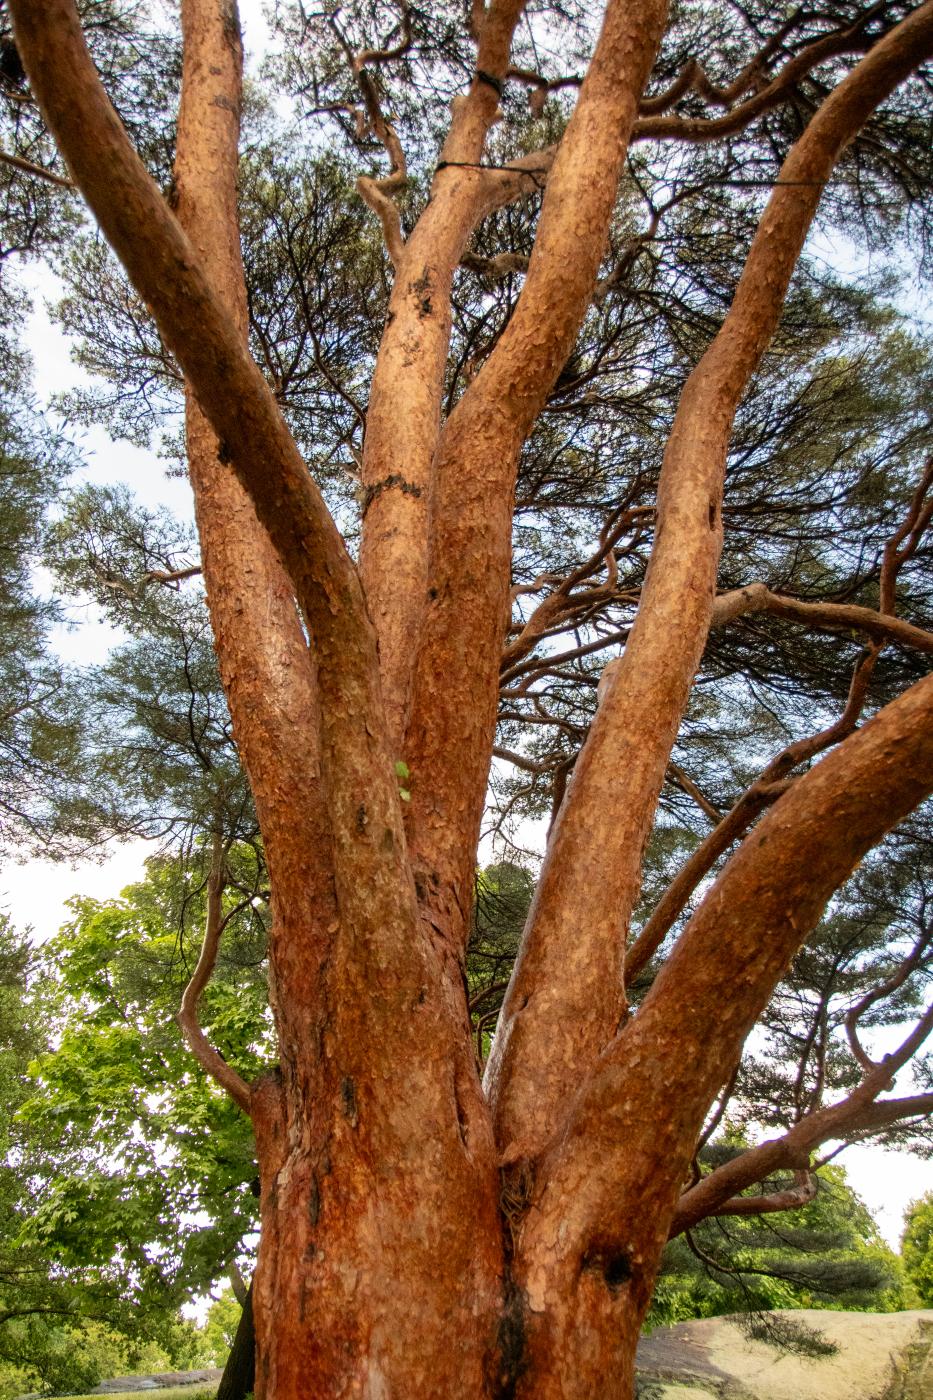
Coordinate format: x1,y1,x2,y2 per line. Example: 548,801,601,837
650,1160,907,1331
19,852,268,1309
0,347,80,849
0,913,208,1397
6,0,933,1396
902,1192,933,1306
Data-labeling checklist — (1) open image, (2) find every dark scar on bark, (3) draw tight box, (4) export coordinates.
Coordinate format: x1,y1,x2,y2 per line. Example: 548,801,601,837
582,1245,633,1292
341,1075,358,1127
489,1278,527,1399
361,474,424,514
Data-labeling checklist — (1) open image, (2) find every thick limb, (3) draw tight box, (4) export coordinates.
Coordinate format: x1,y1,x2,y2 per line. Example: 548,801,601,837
485,0,933,1163
509,670,933,1399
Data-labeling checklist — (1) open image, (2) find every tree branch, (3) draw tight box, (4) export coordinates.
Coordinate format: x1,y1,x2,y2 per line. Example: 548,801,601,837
633,10,879,145
0,146,73,188
405,0,671,989
357,0,530,748
712,582,933,653
671,1067,933,1238
513,668,933,1379
486,0,933,1161
845,924,933,1071
666,762,722,823
627,451,933,987
9,0,414,925
171,0,339,1070
702,1168,818,1221
639,9,806,116
177,829,252,1113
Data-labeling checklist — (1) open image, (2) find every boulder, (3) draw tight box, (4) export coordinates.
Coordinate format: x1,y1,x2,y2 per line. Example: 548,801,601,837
90,1369,223,1394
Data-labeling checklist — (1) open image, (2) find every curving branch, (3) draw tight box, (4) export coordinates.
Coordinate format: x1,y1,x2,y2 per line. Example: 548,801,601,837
711,581,933,654
673,1090,933,1236
177,829,252,1114
880,457,933,614
460,249,530,280
328,5,413,266
499,626,633,690
499,506,651,674
506,64,583,115
633,9,880,145
702,1168,818,1221
464,144,559,216
845,921,933,1071
671,997,933,1236
354,3,414,72
146,563,202,587
356,172,405,266
638,8,806,116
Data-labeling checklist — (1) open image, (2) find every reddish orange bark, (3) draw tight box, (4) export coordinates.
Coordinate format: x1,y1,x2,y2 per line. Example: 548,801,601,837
10,0,933,1395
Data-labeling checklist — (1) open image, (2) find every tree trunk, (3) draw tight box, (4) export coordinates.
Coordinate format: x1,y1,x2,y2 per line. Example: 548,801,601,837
10,0,933,1397
248,1063,504,1400
216,1282,255,1400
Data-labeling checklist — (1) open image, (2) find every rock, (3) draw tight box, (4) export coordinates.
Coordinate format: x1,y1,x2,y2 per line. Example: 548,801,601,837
89,1369,223,1394
635,1309,933,1399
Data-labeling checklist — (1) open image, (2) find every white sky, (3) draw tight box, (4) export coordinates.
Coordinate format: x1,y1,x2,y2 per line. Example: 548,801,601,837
0,0,929,1253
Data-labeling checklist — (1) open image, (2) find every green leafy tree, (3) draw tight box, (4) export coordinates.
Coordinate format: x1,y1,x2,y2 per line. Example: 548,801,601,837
0,913,206,1397
200,1289,243,1368
902,1193,933,1306
650,1163,906,1330
18,851,268,1315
